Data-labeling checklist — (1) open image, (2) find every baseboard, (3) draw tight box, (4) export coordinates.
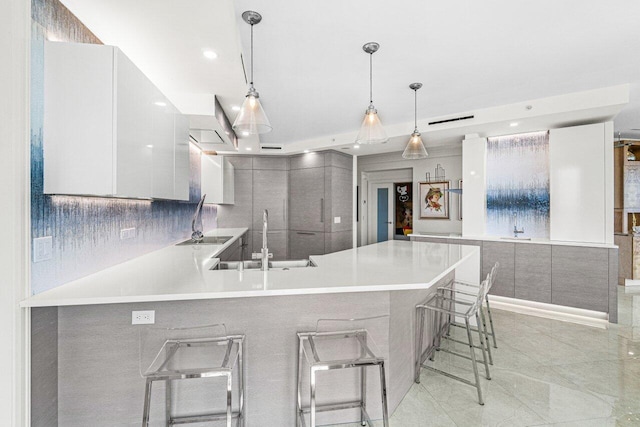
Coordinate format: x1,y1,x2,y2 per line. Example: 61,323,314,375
625,279,640,287
488,295,609,329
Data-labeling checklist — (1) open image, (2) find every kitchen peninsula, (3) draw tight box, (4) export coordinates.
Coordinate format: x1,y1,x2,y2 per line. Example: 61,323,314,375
24,230,479,426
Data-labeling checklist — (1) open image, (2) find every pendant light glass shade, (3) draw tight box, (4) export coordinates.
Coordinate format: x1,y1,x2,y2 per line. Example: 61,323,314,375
402,82,428,159
233,11,271,136
402,131,428,159
356,105,388,144
233,87,272,134
356,42,388,144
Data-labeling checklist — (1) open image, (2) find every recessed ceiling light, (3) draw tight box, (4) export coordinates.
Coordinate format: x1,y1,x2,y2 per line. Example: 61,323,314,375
629,351,635,356
353,145,360,149
245,147,252,151
304,150,310,153
154,101,166,107
232,105,241,112
242,131,250,136
203,50,218,60
146,144,153,148
510,122,519,127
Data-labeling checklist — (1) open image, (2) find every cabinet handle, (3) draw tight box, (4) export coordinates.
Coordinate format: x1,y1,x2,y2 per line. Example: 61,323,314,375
283,198,287,225
297,232,316,235
320,198,324,223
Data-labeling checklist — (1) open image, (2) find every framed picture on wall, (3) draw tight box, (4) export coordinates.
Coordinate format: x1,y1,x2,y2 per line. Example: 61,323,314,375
419,181,450,219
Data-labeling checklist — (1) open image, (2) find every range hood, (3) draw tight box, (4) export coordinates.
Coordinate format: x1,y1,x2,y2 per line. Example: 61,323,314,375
169,93,238,151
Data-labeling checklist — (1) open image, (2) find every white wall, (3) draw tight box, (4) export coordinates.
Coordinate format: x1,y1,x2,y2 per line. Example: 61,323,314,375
357,147,463,245
0,0,30,425
461,134,487,237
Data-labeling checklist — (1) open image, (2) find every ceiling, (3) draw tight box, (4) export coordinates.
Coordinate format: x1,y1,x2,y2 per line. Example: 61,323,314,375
61,0,640,154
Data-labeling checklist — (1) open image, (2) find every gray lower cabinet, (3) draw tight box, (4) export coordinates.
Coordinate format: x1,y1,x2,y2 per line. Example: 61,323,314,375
289,167,325,232
252,230,288,260
482,241,515,297
515,244,551,303
218,233,248,262
551,246,609,312
290,231,325,259
253,169,288,231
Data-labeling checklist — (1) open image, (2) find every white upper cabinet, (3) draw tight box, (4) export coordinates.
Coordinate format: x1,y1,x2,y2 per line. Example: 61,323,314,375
43,41,189,200
201,155,235,205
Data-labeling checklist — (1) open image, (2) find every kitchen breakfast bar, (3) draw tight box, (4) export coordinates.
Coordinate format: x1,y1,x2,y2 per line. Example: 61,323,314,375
23,229,479,426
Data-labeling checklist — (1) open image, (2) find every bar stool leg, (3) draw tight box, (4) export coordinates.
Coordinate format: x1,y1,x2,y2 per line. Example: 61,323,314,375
414,307,425,383
295,337,303,427
142,378,153,427
475,312,491,380
310,367,317,427
238,340,245,427
485,295,498,348
378,362,389,427
479,308,493,366
360,333,367,426
165,379,172,427
225,372,233,427
464,317,484,405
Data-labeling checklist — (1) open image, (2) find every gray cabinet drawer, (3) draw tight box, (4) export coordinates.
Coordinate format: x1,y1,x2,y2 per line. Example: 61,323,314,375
482,241,515,297
551,246,609,312
515,244,551,303
289,231,325,259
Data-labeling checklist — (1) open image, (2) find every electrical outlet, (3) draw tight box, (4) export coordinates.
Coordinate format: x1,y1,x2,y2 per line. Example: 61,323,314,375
334,216,341,224
33,236,53,262
132,310,155,325
120,227,136,240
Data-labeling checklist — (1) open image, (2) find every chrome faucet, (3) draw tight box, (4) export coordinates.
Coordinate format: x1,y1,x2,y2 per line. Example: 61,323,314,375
191,194,206,243
261,209,270,271
513,212,524,238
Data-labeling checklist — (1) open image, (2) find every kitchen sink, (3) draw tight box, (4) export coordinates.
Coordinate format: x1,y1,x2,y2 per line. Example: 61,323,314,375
213,259,316,271
176,236,233,246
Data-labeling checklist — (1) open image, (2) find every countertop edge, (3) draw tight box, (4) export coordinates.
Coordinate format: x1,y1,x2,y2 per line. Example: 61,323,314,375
409,233,618,249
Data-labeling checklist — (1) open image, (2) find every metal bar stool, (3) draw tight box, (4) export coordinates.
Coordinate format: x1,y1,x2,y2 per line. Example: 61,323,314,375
415,278,491,405
139,324,245,427
296,315,389,427
444,262,500,349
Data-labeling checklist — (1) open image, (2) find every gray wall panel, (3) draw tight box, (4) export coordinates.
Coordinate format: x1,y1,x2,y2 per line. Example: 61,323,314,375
609,248,618,323
515,244,552,303
31,307,58,427
551,246,609,312
483,241,515,297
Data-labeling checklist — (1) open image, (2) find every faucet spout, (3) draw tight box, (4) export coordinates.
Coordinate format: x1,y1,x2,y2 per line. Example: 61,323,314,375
261,209,269,271
512,212,525,238
191,194,206,243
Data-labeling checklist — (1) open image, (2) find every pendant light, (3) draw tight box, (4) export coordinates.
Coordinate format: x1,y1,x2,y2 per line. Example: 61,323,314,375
233,11,272,135
356,42,388,144
402,82,428,159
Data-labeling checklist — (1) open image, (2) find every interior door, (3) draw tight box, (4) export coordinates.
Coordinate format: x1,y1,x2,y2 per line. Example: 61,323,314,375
369,183,393,244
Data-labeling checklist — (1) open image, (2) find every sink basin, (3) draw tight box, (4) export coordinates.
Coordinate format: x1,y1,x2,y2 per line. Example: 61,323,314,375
500,237,532,241
213,259,316,271
176,236,233,246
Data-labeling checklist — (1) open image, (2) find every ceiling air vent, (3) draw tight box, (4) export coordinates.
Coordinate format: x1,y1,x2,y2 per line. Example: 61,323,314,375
260,144,283,151
428,115,474,126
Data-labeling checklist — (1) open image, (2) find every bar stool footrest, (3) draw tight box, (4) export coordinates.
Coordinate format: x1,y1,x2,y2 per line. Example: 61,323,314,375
298,401,372,426
170,410,243,425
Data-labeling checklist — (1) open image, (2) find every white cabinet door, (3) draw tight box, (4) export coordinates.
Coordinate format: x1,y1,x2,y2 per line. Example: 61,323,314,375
43,41,190,201
44,42,115,196
201,155,235,204
174,114,190,201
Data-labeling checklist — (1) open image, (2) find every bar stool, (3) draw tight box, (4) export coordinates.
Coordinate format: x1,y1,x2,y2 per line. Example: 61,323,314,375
296,316,389,427
415,278,491,405
139,324,245,427
439,262,499,349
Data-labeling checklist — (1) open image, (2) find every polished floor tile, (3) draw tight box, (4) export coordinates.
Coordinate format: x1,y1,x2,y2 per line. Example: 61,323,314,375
325,286,640,427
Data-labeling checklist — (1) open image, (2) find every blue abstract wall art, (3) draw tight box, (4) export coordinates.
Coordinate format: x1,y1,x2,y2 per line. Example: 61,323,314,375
486,131,550,239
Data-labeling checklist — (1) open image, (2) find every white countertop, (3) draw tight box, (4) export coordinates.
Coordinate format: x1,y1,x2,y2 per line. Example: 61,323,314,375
409,233,617,249
20,233,478,307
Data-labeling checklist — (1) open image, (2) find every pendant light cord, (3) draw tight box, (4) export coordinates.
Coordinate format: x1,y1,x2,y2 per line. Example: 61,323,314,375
250,23,254,86
414,88,418,132
369,53,373,104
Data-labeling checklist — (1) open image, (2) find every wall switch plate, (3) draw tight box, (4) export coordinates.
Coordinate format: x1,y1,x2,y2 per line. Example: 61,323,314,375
334,217,341,224
120,227,136,240
132,310,155,325
33,236,53,263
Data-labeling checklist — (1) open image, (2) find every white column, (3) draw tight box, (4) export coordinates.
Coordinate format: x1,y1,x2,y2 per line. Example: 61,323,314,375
0,0,31,426
462,134,487,237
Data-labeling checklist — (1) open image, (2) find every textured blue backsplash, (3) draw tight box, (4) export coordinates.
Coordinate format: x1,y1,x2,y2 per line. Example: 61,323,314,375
30,0,217,294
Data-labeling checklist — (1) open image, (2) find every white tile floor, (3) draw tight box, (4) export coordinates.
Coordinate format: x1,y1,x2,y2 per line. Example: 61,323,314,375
327,286,640,426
